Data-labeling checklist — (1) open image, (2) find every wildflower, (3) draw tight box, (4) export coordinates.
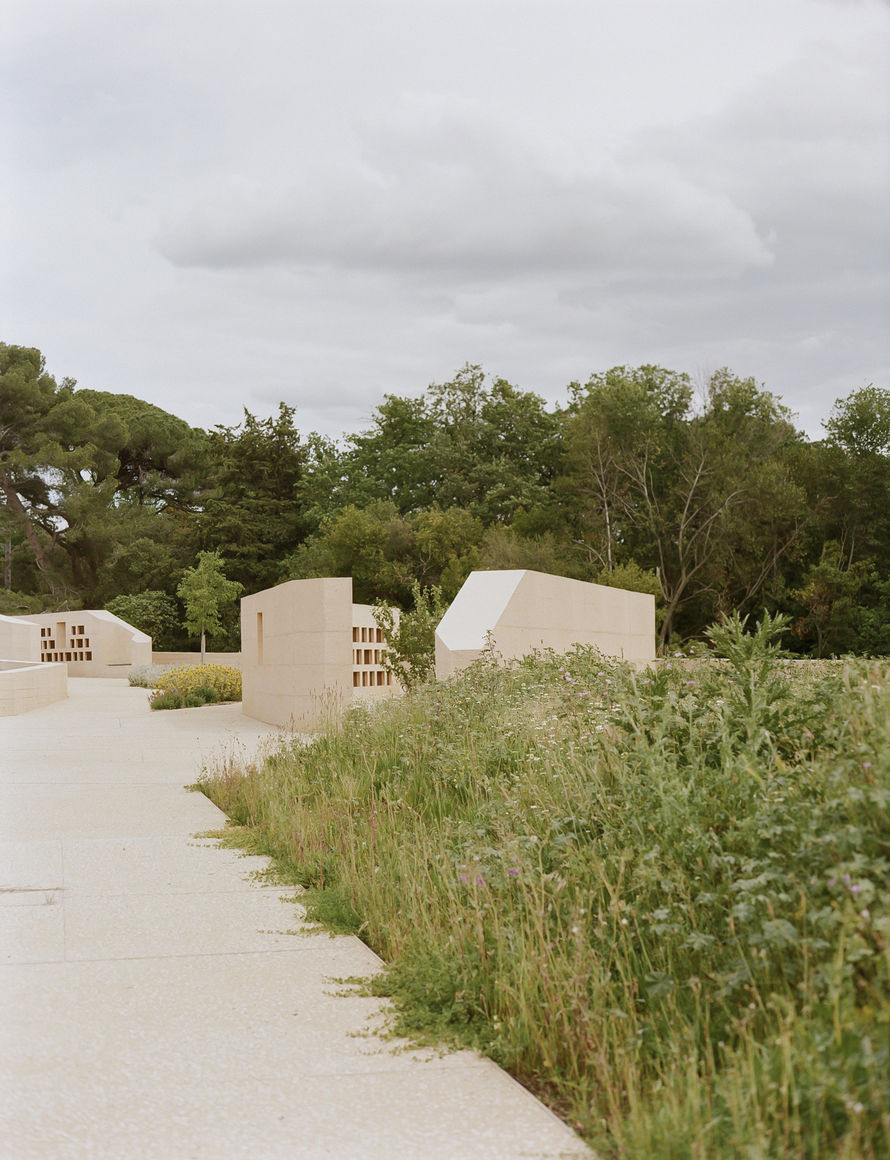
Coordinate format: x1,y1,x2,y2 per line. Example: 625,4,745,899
507,867,519,876
850,884,863,894
459,875,468,884
475,876,486,887
863,761,872,769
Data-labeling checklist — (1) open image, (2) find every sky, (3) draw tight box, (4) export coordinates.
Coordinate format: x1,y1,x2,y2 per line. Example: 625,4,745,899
2,0,889,442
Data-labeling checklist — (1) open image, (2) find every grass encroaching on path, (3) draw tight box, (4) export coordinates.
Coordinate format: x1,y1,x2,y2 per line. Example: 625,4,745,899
197,616,889,1159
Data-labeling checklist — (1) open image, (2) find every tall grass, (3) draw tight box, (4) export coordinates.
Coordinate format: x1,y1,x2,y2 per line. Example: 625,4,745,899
198,617,889,1158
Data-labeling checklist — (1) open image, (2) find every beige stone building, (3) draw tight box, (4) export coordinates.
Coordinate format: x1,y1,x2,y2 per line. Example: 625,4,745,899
435,569,656,679
240,577,400,730
0,612,66,714
0,610,152,678
240,570,655,732
0,612,40,664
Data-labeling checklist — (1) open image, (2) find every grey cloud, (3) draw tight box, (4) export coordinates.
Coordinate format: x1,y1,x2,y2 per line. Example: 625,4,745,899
156,100,774,283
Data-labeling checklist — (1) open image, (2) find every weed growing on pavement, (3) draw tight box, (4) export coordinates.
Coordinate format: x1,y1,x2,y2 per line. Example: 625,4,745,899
196,617,889,1159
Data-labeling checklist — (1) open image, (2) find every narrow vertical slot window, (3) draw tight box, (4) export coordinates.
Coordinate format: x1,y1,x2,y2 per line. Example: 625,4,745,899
256,612,264,665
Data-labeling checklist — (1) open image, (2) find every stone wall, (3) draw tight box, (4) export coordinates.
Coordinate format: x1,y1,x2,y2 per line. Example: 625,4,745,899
0,660,67,716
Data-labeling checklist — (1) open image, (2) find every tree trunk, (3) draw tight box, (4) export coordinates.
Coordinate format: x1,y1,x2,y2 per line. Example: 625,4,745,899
3,535,10,589
200,629,206,665
0,472,61,598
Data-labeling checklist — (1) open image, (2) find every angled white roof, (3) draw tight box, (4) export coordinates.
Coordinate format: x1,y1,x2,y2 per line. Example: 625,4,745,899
434,570,526,652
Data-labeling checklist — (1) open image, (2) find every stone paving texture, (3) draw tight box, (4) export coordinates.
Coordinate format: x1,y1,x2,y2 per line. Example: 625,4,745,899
1,678,592,1159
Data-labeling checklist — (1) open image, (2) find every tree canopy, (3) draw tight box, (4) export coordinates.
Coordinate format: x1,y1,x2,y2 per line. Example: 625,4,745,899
3,339,887,657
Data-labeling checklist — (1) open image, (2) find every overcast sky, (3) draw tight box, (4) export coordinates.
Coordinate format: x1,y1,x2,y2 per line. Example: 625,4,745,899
3,0,888,442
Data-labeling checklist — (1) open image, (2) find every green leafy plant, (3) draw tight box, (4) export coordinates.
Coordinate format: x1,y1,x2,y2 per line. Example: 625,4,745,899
105,590,180,646
176,551,243,663
372,581,448,690
150,682,221,710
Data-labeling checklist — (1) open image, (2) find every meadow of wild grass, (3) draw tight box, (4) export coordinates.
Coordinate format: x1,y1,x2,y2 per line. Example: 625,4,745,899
198,615,889,1159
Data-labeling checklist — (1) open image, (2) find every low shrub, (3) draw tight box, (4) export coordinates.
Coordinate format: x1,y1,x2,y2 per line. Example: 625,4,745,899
128,664,174,689
149,683,221,711
155,663,241,702
149,691,186,711
191,684,220,704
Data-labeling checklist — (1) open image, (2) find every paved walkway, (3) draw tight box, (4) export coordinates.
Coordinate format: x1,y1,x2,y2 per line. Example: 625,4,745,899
1,679,591,1159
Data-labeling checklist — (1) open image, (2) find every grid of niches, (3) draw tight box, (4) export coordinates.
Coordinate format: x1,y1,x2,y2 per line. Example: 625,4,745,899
39,624,93,663
351,625,393,688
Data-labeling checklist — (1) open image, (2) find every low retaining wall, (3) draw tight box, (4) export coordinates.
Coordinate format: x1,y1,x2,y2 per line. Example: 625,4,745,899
0,659,68,716
151,652,242,669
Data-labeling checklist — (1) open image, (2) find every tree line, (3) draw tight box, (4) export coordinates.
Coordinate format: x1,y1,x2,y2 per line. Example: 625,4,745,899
2,342,888,656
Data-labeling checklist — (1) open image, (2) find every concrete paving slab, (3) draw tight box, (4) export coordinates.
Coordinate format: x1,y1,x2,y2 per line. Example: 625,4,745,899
4,1065,589,1160
0,839,64,895
0,678,594,1159
60,889,313,960
1,952,471,1080
0,898,66,963
57,836,280,894
0,783,225,840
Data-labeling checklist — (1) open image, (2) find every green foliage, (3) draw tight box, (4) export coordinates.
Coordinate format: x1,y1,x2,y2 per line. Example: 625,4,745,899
198,624,889,1158
0,343,207,604
105,589,180,646
176,552,243,658
197,403,310,592
155,663,241,702
790,543,889,657
0,588,53,616
559,366,806,646
149,691,187,710
4,341,887,658
283,501,482,606
372,581,448,689
341,364,560,522
478,526,587,579
149,684,219,709
824,385,890,457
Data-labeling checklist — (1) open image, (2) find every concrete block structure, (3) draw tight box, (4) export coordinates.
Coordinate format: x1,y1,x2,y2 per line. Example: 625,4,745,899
0,613,40,663
0,659,68,716
7,610,152,678
241,578,399,730
435,569,656,679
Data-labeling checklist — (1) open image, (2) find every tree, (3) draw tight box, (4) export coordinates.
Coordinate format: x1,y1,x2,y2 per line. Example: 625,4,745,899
790,542,872,657
105,590,180,648
372,582,448,690
556,366,806,647
282,501,483,606
196,403,311,594
0,343,206,605
820,385,890,571
176,551,243,663
341,365,559,523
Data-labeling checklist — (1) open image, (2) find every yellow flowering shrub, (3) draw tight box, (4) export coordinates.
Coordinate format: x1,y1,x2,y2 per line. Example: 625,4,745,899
155,663,242,702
